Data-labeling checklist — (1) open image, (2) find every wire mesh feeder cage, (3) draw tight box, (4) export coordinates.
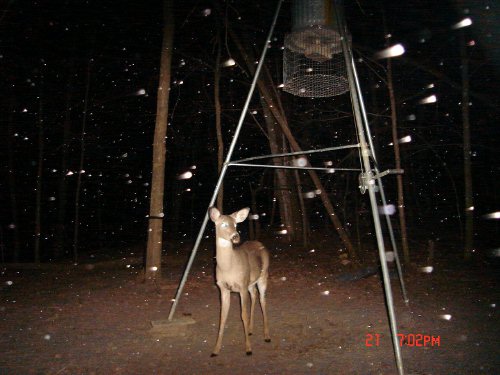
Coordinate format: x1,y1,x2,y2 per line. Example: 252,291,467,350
283,0,349,98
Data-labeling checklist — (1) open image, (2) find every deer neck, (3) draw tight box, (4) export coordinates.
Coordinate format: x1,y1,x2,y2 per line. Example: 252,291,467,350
215,235,236,271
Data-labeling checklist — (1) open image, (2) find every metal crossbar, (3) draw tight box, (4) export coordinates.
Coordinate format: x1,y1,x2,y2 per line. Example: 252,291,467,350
228,162,361,172
230,144,360,164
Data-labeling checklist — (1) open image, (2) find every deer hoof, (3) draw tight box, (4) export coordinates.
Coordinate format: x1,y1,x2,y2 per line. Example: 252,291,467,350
246,351,253,356
210,353,218,357
265,339,271,343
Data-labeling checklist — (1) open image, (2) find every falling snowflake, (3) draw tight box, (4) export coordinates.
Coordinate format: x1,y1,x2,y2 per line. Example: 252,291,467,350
223,58,236,67
419,95,437,104
452,17,472,30
177,171,193,180
374,44,405,59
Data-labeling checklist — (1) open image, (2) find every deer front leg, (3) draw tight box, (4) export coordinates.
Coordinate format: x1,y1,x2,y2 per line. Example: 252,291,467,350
248,284,257,336
239,290,252,355
212,287,230,357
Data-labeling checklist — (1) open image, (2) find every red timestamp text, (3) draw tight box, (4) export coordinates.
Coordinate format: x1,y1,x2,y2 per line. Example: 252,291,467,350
365,333,441,347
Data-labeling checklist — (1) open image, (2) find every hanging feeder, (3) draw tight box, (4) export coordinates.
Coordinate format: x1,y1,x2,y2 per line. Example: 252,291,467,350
283,0,349,97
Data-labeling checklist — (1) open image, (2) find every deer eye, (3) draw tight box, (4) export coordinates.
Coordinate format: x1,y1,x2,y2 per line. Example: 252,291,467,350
221,222,228,228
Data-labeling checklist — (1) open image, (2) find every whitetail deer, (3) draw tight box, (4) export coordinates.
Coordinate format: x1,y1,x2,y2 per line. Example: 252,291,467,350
209,206,270,356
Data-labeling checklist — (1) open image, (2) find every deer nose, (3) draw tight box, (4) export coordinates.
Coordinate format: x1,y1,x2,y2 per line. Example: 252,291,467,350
230,232,240,244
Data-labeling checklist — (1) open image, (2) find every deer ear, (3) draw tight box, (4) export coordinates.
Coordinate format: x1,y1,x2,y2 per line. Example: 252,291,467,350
231,207,250,223
209,207,220,222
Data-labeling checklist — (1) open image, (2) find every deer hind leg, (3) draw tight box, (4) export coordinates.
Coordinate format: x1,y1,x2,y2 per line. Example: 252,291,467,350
248,284,257,336
257,277,271,342
212,287,230,357
239,290,252,355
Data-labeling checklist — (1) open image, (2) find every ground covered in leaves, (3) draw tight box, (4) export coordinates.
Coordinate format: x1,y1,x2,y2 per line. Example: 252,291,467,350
1,238,498,374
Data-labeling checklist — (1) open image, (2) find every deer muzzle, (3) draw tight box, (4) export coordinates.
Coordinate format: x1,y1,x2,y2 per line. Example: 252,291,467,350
230,232,241,244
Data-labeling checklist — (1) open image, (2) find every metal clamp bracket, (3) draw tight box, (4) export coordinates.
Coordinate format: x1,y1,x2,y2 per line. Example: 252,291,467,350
358,172,370,194
359,169,404,194
373,169,404,180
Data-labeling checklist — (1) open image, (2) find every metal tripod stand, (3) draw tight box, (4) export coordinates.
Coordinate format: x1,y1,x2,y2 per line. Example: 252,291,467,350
167,1,408,374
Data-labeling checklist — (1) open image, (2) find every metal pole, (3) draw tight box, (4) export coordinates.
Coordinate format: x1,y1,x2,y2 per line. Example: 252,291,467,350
377,176,409,303
168,0,284,321
347,60,405,375
350,47,379,165
336,2,405,374
347,37,409,304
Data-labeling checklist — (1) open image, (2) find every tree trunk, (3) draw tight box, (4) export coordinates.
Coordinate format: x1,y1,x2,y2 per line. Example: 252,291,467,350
34,70,44,264
7,100,21,262
460,31,473,260
145,0,174,282
262,101,295,241
72,62,91,263
226,21,355,259
260,86,353,253
260,67,355,257
387,58,410,265
249,178,263,240
214,29,224,211
293,169,309,247
55,68,74,259
281,134,305,243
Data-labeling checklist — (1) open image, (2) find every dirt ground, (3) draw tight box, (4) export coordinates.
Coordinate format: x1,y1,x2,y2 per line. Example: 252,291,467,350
1,238,498,375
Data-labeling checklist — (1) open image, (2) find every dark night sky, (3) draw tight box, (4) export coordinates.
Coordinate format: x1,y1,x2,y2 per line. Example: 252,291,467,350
1,1,499,261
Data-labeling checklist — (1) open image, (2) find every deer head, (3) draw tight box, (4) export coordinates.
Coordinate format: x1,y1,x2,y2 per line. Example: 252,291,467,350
209,207,250,245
